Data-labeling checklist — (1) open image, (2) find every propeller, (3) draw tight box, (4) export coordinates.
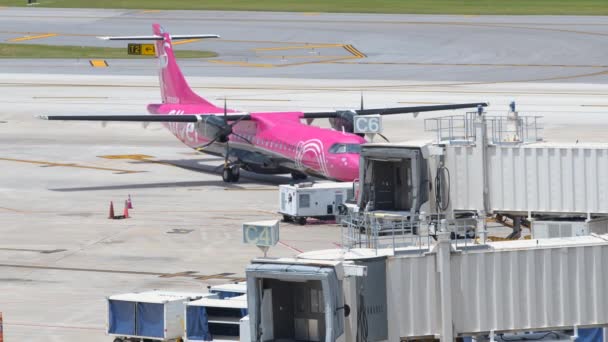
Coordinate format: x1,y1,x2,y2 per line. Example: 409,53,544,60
196,98,252,160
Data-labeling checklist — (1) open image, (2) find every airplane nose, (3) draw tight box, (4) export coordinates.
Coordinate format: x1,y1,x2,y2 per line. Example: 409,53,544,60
336,154,360,181
348,154,360,175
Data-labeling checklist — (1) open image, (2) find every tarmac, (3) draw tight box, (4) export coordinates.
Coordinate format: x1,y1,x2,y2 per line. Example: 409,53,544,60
0,8,608,82
2,7,608,342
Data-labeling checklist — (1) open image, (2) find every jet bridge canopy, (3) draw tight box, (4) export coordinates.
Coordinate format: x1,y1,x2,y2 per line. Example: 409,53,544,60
246,263,344,342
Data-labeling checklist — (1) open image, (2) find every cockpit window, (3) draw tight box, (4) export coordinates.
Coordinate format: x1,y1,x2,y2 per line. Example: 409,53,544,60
329,143,361,154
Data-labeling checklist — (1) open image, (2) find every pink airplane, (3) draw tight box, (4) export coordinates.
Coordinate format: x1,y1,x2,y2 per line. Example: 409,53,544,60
41,24,486,183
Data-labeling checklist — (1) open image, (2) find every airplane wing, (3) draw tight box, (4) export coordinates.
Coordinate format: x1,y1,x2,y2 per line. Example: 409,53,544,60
38,114,251,122
302,102,488,119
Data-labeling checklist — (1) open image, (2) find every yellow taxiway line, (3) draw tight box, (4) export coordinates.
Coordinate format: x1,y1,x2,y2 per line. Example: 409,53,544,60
8,33,57,42
0,157,142,174
89,59,108,68
172,38,202,45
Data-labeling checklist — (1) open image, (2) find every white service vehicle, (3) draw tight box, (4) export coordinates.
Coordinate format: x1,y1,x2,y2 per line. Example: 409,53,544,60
279,182,353,225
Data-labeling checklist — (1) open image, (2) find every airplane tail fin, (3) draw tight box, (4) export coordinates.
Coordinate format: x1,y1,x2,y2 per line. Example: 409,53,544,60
151,24,219,107
99,24,220,109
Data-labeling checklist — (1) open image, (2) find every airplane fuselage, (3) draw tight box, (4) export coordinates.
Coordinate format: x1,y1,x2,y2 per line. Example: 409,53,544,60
148,104,365,181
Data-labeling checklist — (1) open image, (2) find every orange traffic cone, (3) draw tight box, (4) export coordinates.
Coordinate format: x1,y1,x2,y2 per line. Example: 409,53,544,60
127,194,133,209
108,201,115,219
123,200,130,219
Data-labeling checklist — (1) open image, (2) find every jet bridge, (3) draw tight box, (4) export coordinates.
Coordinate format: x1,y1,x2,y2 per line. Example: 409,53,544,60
355,111,608,241
245,234,608,341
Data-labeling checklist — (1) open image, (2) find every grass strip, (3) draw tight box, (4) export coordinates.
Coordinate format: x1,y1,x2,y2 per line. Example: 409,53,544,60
4,0,608,15
0,43,217,59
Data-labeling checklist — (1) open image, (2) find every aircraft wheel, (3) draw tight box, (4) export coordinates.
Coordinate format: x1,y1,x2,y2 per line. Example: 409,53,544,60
296,217,307,225
282,215,292,222
231,166,240,182
222,168,233,182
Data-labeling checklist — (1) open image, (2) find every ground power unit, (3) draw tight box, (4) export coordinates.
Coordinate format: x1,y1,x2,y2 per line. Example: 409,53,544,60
279,182,353,225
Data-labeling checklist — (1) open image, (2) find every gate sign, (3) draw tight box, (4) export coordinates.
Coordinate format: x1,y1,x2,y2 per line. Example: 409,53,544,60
243,220,279,247
354,114,383,134
127,43,156,56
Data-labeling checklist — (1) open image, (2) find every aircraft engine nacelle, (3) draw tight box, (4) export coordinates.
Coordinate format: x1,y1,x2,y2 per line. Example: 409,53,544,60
328,110,356,133
196,115,232,142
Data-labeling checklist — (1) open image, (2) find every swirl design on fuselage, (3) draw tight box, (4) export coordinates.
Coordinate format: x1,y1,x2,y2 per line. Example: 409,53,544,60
295,139,329,176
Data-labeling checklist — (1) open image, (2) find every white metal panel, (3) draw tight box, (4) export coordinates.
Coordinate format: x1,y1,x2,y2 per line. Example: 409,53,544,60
451,244,608,334
446,144,608,214
239,316,251,342
165,299,186,339
382,235,608,338
188,297,248,309
386,254,440,339
445,145,483,212
108,291,204,303
210,282,247,295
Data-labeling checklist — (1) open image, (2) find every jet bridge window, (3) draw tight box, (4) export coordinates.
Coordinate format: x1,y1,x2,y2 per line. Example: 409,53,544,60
329,143,361,154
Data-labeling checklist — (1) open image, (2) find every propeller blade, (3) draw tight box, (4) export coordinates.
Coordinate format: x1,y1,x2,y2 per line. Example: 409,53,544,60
360,92,364,111
195,137,220,150
232,132,253,145
224,98,227,119
378,133,390,142
228,114,250,128
224,98,230,167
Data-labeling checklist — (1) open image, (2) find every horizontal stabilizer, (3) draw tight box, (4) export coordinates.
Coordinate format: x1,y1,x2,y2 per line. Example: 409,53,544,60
97,34,220,41
37,114,250,122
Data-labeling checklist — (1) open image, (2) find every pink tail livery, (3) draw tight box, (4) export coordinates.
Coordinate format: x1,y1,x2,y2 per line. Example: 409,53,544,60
151,24,219,109
151,24,222,111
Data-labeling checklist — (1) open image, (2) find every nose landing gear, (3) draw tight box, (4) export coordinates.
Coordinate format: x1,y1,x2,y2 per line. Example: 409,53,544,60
222,164,240,182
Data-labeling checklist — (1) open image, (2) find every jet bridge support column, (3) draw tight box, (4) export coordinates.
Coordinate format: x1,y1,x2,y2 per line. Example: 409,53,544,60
474,113,489,244
435,230,454,342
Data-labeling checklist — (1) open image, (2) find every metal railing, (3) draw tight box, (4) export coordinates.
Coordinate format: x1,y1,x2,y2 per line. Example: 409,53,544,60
424,113,477,145
489,114,542,144
340,209,478,253
424,113,543,145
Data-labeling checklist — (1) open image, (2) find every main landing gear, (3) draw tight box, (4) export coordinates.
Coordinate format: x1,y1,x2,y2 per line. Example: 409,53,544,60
222,165,240,183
